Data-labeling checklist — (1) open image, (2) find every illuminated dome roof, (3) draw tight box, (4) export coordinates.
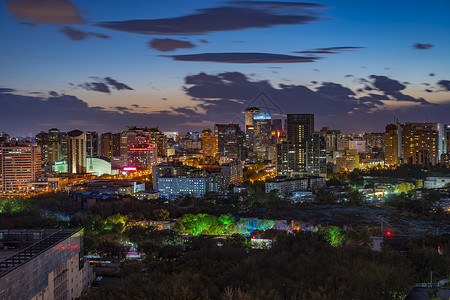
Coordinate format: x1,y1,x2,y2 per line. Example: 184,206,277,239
253,112,272,120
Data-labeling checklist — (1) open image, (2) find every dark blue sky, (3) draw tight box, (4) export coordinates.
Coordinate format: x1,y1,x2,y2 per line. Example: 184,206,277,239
1,0,449,137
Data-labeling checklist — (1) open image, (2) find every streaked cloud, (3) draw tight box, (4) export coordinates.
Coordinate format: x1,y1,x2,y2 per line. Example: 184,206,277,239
60,26,111,41
413,43,433,50
166,52,320,63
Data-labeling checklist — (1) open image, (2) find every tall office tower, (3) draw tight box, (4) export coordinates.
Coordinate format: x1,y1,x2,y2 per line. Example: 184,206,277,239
120,131,128,164
100,132,120,160
35,131,49,164
272,119,283,132
384,123,402,165
307,133,327,177
48,128,61,162
67,129,86,173
100,133,112,159
286,114,314,172
244,107,260,134
86,131,99,158
215,123,245,160
36,128,61,169
202,128,218,158
128,143,156,169
0,142,41,193
403,122,444,166
253,112,272,158
276,141,296,176
60,132,68,161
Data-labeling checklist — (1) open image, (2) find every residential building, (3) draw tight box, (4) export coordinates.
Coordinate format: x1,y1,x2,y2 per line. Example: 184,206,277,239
384,123,402,165
403,122,444,166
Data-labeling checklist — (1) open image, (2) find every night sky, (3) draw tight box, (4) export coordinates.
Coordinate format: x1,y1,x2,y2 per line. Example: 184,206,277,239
1,0,450,137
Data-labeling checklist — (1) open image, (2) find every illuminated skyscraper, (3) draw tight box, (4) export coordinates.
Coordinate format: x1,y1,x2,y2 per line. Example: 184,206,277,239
253,112,272,158
67,129,86,173
286,114,314,173
100,132,120,160
86,131,99,158
384,123,402,165
202,128,217,158
244,107,260,134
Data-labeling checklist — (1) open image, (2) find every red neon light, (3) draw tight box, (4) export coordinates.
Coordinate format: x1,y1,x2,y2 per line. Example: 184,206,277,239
123,167,137,171
385,231,392,237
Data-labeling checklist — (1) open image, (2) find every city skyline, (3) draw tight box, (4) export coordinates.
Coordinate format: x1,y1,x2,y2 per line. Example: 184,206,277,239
1,0,450,137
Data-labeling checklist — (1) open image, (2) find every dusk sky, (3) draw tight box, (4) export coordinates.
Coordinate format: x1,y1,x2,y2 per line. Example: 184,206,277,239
1,0,450,137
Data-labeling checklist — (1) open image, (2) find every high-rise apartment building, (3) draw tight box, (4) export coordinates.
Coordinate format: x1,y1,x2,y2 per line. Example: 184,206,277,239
384,123,402,165
319,127,340,152
100,132,121,160
403,122,443,166
0,142,41,194
67,130,86,173
276,141,296,176
307,133,327,177
286,114,314,173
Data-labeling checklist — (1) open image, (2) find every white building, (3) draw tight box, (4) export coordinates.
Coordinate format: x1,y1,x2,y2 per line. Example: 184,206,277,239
423,177,450,189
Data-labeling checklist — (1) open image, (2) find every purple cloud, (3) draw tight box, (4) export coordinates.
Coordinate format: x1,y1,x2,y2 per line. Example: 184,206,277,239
97,3,324,35
149,38,196,52
413,43,433,50
7,0,85,24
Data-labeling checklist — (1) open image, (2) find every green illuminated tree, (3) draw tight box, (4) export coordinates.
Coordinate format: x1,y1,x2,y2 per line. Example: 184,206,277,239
322,226,346,247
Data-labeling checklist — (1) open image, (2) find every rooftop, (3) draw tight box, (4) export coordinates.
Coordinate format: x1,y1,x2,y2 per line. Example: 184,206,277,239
0,229,81,278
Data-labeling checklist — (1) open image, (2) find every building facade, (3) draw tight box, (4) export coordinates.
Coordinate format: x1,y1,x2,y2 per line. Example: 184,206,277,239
201,128,218,158
0,229,93,300
0,142,41,194
67,130,86,174
384,123,402,165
